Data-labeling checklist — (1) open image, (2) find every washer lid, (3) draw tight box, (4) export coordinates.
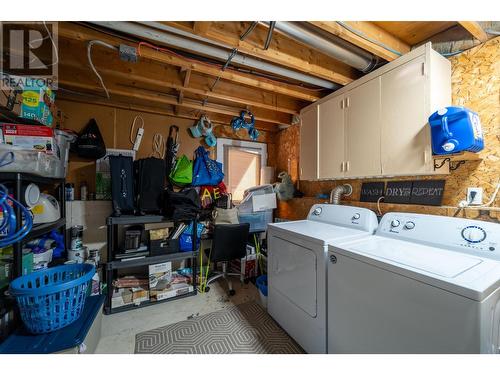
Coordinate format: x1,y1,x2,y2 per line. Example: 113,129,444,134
268,220,371,246
331,236,500,301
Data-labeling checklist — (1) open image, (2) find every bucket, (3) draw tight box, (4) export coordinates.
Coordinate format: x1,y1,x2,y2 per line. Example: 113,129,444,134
256,275,268,309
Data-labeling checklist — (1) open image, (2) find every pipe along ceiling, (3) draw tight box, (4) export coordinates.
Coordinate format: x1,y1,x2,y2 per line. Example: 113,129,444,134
90,21,379,90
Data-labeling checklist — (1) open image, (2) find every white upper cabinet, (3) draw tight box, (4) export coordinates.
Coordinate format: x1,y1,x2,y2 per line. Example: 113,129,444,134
299,105,318,180
299,43,451,180
345,77,382,178
318,94,345,179
380,55,430,175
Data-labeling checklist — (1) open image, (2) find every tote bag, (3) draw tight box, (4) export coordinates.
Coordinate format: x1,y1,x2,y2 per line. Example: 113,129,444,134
169,155,193,186
192,146,224,186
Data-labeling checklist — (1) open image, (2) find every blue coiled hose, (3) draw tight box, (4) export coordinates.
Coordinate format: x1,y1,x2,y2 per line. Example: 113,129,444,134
0,184,33,247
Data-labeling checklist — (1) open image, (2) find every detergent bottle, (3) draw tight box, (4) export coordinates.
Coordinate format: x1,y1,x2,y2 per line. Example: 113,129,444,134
428,106,484,155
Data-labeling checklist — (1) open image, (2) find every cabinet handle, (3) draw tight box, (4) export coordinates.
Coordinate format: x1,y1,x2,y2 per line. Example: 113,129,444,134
346,161,350,171
421,62,426,76
341,162,344,172
346,97,350,107
340,99,344,109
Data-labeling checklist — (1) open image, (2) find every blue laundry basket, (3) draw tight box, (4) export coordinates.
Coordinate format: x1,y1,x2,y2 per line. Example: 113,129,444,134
9,263,95,334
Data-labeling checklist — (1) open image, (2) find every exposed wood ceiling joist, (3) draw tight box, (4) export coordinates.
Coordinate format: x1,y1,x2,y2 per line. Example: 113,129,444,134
458,21,489,43
57,23,322,102
58,96,278,133
58,79,292,126
162,21,359,85
54,36,303,116
309,21,410,61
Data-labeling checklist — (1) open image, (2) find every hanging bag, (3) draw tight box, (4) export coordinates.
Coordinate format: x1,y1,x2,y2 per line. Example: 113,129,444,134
213,193,239,225
72,118,107,159
169,155,193,186
192,146,224,186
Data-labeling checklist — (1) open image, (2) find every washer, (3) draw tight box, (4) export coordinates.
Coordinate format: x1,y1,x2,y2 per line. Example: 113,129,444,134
267,204,378,353
328,212,500,353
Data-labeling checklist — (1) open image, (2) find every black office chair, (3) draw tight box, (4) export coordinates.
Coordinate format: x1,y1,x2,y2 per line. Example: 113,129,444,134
204,223,250,296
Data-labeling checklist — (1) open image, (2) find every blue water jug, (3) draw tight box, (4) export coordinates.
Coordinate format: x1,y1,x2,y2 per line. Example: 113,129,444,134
428,106,484,155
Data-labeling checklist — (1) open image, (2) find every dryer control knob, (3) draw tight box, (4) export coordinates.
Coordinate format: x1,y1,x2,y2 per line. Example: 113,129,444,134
404,221,415,230
313,207,322,216
352,213,360,220
391,219,401,228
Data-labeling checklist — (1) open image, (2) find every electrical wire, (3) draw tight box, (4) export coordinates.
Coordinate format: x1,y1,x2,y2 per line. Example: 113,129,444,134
336,21,403,57
335,21,466,59
137,41,326,92
43,21,59,68
150,133,165,159
129,115,145,145
0,184,33,247
87,40,118,99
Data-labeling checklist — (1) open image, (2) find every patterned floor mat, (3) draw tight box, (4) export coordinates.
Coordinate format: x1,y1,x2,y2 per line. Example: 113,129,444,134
135,301,304,354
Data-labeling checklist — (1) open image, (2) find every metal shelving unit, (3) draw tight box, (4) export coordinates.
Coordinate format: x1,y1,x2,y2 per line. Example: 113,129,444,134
104,215,198,315
0,172,66,279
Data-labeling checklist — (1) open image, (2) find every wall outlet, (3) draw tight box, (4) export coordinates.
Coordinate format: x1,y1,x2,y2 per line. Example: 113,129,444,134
467,187,483,205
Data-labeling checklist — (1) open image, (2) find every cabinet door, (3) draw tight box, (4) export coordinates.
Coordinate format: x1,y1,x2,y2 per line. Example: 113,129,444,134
299,106,318,180
345,78,382,177
380,56,430,175
318,95,345,179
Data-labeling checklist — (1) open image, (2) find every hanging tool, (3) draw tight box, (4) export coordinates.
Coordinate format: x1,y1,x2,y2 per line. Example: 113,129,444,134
164,125,180,189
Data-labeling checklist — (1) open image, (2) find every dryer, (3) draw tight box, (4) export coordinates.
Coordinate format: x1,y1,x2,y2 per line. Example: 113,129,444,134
267,204,378,353
328,212,500,353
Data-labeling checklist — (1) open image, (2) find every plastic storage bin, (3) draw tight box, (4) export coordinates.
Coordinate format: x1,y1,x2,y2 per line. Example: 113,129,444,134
238,210,273,232
9,263,95,334
53,130,76,178
0,144,61,177
256,275,268,309
238,184,275,213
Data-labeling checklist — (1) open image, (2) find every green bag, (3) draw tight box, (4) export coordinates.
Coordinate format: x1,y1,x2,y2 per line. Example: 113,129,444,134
169,155,193,186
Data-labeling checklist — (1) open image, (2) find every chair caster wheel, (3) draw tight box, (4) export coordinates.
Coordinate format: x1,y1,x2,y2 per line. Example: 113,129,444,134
204,286,210,293
229,289,236,296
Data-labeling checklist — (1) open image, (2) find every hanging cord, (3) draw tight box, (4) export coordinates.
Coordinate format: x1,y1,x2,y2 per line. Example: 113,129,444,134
129,115,145,145
87,40,118,99
150,133,165,159
0,184,33,247
376,196,385,216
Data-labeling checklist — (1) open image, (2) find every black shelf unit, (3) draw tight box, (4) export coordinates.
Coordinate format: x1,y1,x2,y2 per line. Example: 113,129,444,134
104,215,198,315
0,172,66,279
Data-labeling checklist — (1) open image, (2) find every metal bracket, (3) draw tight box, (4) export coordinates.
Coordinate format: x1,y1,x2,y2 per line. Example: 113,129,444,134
434,158,466,171
450,160,466,171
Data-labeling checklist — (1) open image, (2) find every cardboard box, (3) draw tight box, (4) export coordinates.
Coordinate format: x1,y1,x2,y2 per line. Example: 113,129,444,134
150,285,194,302
0,123,54,153
149,262,172,291
131,287,150,305
111,288,133,308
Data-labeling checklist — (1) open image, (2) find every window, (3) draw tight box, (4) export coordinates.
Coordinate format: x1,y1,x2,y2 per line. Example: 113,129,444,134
216,138,267,201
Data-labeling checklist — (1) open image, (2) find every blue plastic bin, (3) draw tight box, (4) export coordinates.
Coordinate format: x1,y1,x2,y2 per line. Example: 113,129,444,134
256,275,268,309
9,263,95,334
